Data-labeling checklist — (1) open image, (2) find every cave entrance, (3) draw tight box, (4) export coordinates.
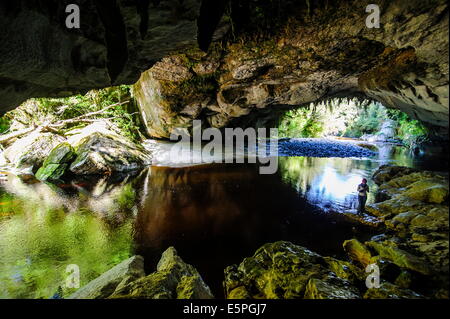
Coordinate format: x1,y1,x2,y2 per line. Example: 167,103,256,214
276,98,429,150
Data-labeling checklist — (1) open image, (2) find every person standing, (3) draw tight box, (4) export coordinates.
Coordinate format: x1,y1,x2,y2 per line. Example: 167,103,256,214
357,178,369,215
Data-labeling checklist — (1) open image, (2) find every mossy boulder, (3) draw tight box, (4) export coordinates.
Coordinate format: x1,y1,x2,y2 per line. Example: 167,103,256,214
69,132,151,175
110,247,213,299
403,179,448,204
365,241,431,275
343,239,373,267
35,142,75,181
224,241,362,299
323,257,366,283
68,255,146,299
35,163,69,181
372,165,418,186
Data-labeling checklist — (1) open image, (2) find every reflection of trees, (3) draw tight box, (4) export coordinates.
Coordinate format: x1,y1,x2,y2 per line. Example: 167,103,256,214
278,144,438,211
0,173,137,298
0,172,141,222
279,157,381,209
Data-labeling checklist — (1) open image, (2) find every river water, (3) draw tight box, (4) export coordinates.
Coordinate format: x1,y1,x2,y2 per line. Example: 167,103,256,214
0,142,446,298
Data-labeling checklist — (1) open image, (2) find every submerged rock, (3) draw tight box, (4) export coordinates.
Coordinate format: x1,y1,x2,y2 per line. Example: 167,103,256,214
110,247,213,299
68,255,145,299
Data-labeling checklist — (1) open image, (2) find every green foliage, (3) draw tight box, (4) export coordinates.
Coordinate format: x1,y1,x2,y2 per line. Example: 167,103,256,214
0,117,10,134
2,85,143,142
343,103,385,138
278,99,429,148
278,107,324,138
387,109,429,147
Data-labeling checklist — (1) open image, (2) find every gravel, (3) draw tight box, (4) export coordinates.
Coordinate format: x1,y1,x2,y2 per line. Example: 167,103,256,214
274,138,377,158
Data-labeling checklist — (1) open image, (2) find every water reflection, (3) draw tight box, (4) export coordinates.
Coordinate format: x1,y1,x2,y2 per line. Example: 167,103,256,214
0,143,446,298
131,163,366,297
0,173,136,299
279,157,379,211
279,144,447,212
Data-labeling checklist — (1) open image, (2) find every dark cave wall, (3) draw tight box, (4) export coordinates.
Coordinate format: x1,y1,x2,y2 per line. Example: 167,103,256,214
0,0,203,112
132,0,449,140
0,0,448,140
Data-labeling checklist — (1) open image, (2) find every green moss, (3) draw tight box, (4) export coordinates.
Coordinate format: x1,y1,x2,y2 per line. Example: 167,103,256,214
35,163,68,181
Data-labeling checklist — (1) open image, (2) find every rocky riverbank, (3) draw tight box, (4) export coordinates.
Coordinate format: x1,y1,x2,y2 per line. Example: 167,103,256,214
68,247,213,299
0,121,151,181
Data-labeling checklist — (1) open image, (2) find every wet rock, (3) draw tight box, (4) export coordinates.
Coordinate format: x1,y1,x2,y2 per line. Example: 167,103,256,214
342,210,383,228
304,274,360,299
403,179,448,204
366,195,425,217
224,241,327,299
367,166,449,289
223,241,362,299
365,241,431,275
363,282,424,299
69,132,151,175
343,239,373,268
68,255,145,299
372,165,418,186
35,143,75,181
394,270,414,289
110,247,213,299
323,257,365,283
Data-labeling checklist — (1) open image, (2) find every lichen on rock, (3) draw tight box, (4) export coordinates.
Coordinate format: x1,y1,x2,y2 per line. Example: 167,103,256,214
110,247,214,299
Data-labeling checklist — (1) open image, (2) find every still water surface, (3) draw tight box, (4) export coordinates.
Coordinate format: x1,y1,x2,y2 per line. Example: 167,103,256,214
0,143,446,298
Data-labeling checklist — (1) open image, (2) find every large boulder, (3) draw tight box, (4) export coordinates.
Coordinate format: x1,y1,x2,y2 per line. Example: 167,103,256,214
372,165,419,186
403,179,449,204
110,247,214,299
1,122,153,176
69,132,151,175
2,131,65,172
68,255,146,299
365,241,432,275
223,241,362,299
343,239,374,268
